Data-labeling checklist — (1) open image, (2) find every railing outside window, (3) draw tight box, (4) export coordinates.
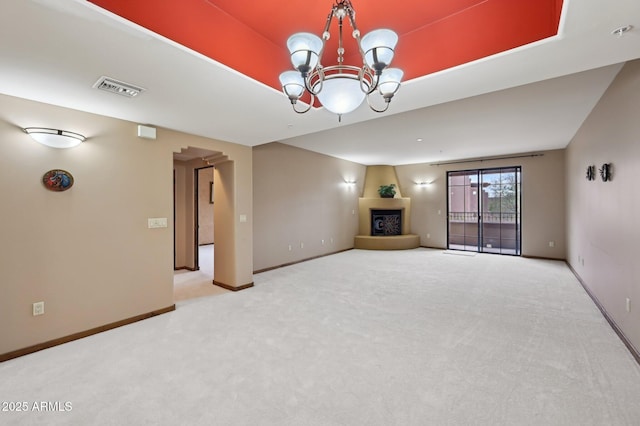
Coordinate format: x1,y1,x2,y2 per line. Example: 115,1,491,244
448,212,517,223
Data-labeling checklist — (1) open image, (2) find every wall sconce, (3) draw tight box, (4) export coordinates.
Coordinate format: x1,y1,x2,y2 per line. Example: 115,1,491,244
415,181,432,187
344,180,357,186
24,127,86,149
599,163,612,182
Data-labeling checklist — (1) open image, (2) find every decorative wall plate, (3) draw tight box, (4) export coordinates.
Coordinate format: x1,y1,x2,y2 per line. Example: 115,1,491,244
586,165,595,181
42,169,74,192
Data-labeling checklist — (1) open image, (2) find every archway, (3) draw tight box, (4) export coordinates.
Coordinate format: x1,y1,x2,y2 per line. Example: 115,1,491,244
173,147,230,300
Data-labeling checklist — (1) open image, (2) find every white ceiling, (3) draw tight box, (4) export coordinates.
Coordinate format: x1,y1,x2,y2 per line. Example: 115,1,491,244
1,0,639,165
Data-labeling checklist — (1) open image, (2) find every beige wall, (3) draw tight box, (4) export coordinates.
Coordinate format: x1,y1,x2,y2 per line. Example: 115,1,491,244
174,162,190,268
7,61,634,357
362,165,403,197
0,93,252,356
566,59,640,352
252,143,366,271
253,142,566,271
396,150,567,258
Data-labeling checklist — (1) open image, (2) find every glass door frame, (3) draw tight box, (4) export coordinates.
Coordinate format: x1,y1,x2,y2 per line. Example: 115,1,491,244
446,166,521,256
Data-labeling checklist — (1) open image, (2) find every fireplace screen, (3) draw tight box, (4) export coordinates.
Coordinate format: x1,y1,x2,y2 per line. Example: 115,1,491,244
371,210,402,236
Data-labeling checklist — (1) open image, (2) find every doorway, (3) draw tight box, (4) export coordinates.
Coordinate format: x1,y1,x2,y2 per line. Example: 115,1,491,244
447,166,521,255
172,148,223,301
194,166,214,269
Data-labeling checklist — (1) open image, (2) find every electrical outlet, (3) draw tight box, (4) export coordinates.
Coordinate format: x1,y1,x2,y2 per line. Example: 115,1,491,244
549,241,555,248
288,245,292,251
626,298,631,313
33,301,44,316
427,233,431,239
300,242,304,249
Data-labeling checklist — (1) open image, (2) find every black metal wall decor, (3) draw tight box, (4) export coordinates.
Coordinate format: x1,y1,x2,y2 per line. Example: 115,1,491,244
599,163,612,182
586,165,596,181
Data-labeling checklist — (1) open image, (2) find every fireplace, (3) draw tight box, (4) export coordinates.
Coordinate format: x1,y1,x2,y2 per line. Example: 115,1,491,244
354,165,419,250
371,209,402,236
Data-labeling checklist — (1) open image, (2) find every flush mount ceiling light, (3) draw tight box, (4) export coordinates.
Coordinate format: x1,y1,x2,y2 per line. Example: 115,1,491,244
23,127,86,149
279,0,402,120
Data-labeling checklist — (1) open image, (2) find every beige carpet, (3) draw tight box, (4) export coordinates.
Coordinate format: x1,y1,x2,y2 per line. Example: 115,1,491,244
173,244,228,302
2,248,640,425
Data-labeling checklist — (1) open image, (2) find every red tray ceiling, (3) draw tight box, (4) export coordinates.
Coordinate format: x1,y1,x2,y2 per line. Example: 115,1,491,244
89,0,563,92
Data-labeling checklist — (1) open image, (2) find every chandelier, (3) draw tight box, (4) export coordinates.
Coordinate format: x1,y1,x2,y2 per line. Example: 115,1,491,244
279,0,403,120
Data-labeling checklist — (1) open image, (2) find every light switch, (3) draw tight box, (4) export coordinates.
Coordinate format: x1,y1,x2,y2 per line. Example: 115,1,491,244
239,214,247,223
148,218,168,228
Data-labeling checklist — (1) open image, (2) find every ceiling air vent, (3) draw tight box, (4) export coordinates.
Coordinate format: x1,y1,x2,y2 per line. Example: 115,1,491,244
93,76,145,98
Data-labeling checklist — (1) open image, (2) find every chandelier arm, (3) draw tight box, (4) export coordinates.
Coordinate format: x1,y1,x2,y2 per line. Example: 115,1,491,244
372,49,380,73
345,3,357,33
291,104,311,114
291,92,314,114
368,73,379,94
366,93,391,113
323,6,335,35
306,68,324,96
303,76,315,94
345,2,366,59
358,70,378,95
315,5,336,62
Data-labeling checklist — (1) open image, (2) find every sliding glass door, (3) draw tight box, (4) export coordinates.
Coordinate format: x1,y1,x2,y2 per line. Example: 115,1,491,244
447,167,521,255
448,170,480,251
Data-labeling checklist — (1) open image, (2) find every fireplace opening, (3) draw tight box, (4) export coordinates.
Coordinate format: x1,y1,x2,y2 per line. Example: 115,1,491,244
371,209,402,236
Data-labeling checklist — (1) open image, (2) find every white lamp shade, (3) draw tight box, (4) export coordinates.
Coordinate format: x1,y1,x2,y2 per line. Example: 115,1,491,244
378,68,403,96
314,78,366,115
287,32,323,71
361,29,398,70
279,71,305,99
24,127,85,149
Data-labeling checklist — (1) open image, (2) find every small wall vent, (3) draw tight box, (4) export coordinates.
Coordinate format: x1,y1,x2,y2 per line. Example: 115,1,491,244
93,76,145,98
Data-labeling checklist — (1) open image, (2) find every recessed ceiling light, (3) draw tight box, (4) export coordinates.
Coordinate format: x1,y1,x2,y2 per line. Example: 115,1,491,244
611,25,633,37
416,138,423,142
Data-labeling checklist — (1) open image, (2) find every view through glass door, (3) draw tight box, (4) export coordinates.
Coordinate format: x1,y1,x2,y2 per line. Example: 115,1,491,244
447,167,521,255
